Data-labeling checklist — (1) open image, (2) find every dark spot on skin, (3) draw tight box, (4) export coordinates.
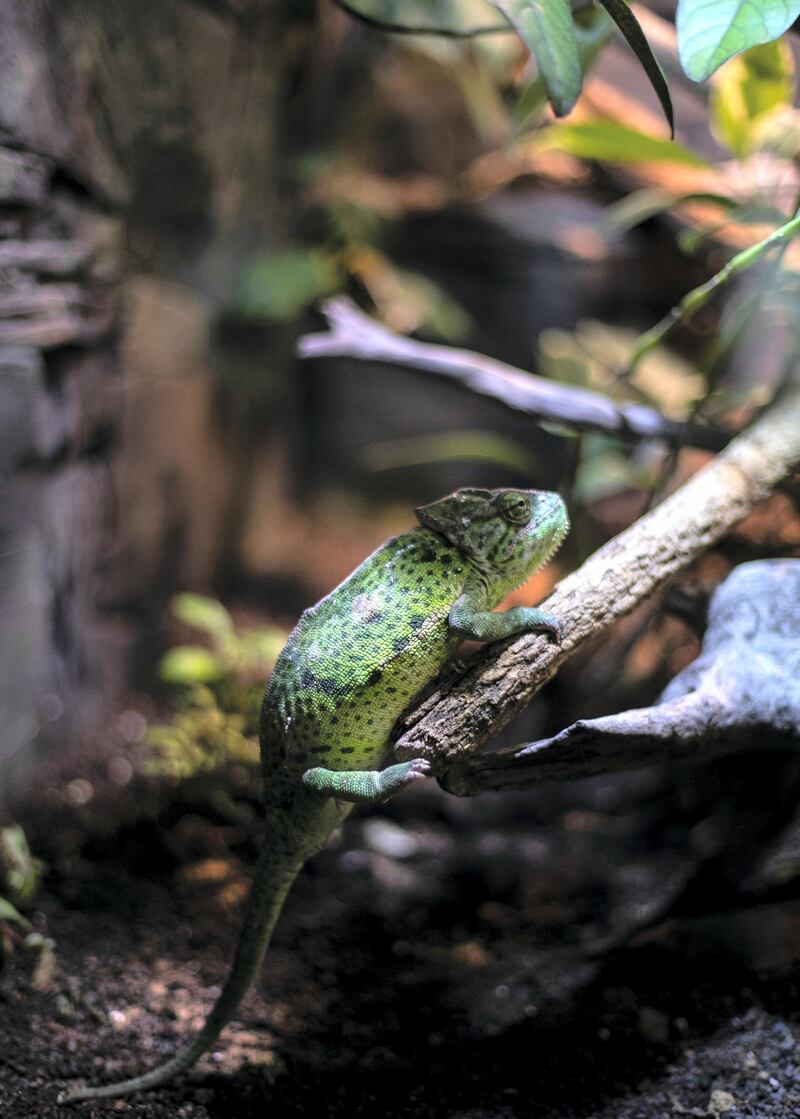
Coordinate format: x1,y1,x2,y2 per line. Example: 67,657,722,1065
299,671,346,698
440,553,452,564
410,614,426,631
310,745,328,755
367,668,383,686
321,676,348,696
340,747,355,755
393,637,409,653
418,548,436,563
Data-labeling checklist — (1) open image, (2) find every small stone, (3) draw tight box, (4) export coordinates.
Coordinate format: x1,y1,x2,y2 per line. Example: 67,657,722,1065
707,1089,735,1116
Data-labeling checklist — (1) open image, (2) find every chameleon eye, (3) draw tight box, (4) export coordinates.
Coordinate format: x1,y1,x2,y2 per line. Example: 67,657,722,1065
499,491,531,525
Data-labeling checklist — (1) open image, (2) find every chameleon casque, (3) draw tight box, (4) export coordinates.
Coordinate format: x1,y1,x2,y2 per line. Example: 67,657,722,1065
60,486,569,1103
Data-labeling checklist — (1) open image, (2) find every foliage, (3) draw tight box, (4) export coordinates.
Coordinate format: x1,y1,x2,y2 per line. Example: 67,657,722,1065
545,33,800,375
488,0,584,117
512,6,613,127
236,4,800,355
677,0,800,81
0,825,43,907
0,825,50,962
237,249,340,322
236,205,471,339
235,4,800,511
145,684,260,781
145,595,287,782
709,39,796,158
336,0,800,128
532,120,706,165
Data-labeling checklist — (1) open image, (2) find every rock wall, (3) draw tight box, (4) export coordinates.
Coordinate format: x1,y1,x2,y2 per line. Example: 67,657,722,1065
0,0,308,796
0,3,127,795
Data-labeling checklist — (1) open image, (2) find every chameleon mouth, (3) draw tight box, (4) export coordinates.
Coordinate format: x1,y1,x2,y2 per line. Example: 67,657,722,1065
539,515,570,569
505,513,569,596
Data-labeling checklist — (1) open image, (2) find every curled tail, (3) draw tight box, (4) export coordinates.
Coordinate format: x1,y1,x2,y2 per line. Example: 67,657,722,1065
59,839,304,1104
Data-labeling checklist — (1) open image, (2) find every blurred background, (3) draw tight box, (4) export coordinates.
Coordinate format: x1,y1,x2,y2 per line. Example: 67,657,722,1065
3,2,800,1116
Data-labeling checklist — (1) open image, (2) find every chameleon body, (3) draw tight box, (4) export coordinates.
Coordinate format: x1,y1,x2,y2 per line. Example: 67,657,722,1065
60,487,569,1103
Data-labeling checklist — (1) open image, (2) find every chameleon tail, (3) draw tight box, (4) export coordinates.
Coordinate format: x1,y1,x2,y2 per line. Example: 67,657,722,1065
58,838,305,1103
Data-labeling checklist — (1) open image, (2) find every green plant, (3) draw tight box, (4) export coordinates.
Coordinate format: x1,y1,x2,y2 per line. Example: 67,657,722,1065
145,595,287,781
0,825,51,964
335,0,800,124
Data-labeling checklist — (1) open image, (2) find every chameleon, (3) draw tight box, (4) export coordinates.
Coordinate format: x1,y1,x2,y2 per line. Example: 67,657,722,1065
60,486,569,1103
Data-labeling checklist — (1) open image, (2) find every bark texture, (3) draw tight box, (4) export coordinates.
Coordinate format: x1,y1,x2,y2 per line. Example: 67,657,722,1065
394,382,800,772
0,2,126,796
0,0,311,796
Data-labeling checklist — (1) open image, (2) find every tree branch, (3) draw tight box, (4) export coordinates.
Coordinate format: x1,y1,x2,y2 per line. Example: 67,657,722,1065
446,558,800,794
298,297,732,451
393,381,800,774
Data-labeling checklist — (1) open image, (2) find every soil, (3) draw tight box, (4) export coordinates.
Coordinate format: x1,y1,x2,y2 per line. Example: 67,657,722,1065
3,769,800,1119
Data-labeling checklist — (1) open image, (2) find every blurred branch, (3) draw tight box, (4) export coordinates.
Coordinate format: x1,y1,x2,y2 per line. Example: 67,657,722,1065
393,380,800,773
299,297,732,450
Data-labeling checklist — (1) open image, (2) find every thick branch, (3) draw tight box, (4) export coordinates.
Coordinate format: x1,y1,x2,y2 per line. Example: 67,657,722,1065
394,382,800,771
299,297,731,451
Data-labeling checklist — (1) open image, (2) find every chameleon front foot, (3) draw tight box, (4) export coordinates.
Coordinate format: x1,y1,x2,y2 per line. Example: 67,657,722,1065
449,597,563,642
302,758,432,804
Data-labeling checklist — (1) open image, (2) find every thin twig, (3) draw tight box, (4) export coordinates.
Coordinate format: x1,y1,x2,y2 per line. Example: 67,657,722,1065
628,207,800,371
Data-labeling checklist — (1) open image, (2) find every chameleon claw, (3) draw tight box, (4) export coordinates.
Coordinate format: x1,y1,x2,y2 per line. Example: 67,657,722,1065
404,757,432,782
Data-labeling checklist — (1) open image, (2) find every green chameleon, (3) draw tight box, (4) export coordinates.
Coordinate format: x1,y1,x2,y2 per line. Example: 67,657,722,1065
60,486,569,1104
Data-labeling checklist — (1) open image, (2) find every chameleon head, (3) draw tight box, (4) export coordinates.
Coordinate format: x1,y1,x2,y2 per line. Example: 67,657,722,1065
415,487,569,582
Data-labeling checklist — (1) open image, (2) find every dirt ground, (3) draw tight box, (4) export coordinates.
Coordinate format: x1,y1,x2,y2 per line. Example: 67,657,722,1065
3,769,800,1119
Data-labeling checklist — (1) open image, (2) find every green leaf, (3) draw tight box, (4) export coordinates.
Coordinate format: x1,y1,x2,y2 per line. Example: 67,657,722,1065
604,188,738,233
362,430,541,477
0,895,30,929
598,0,673,134
514,7,614,129
0,826,41,904
236,248,340,321
160,646,225,685
490,0,583,116
677,0,800,82
534,120,708,165
171,594,234,638
574,443,641,503
710,39,796,156
238,627,288,663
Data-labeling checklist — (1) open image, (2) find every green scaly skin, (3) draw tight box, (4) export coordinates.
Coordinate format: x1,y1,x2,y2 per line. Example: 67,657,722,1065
59,487,569,1104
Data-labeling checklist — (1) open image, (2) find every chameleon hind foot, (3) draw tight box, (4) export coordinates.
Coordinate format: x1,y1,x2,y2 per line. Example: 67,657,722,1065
302,758,431,804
